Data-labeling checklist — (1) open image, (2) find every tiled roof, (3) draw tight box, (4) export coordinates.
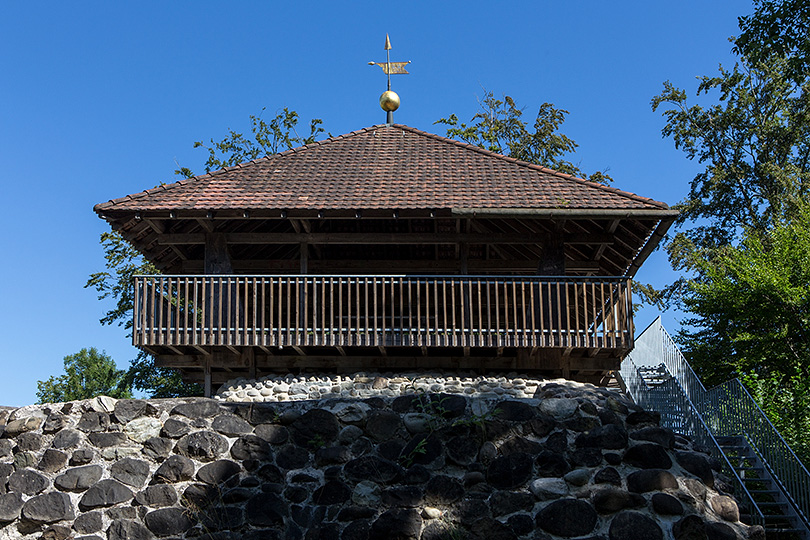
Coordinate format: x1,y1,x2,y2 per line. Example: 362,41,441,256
95,124,669,213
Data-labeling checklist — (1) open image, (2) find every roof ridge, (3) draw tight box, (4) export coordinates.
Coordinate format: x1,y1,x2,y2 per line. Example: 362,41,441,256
391,124,670,210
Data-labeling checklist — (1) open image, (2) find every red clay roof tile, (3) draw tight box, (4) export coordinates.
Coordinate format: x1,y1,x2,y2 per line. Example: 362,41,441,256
95,124,669,213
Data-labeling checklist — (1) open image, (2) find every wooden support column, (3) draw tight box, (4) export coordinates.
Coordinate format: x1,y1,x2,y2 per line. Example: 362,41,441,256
243,348,256,379
300,242,308,274
538,224,565,275
204,233,233,274
460,243,469,274
204,356,212,398
204,233,233,331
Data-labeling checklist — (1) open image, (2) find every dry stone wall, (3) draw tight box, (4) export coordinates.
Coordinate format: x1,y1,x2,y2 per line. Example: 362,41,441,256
0,380,760,540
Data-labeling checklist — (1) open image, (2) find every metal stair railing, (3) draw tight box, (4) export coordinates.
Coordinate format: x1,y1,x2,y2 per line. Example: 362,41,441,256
618,337,764,528
620,317,810,535
706,378,810,529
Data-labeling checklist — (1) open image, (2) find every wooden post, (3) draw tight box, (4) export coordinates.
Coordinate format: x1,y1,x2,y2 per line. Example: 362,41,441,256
204,233,233,274
300,242,308,274
299,243,308,335
243,348,256,379
204,356,212,398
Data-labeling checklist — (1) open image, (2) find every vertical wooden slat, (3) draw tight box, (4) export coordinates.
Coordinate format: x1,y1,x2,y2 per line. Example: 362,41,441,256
573,282,581,348
171,278,179,346
364,278,370,346
433,280,439,347
391,278,394,345
133,278,141,345
356,278,361,347
206,277,213,346
540,281,547,348
183,278,189,346
502,280,510,347
201,278,208,346
134,277,142,346
519,281,526,347
298,277,306,345
555,281,563,348
512,280,518,347
154,278,162,346
477,280,483,347
339,277,345,347
192,278,199,346
284,278,290,347
407,279,410,345
441,279,448,347
216,277,223,345
600,282,607,348
376,277,382,347
494,281,500,347
244,277,250,345
327,278,333,346
589,281,597,347
529,281,538,347
229,277,236,346
450,279,457,347
416,279,422,347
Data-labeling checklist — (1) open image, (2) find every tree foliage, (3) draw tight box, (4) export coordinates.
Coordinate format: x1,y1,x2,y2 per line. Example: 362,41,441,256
677,204,810,460
650,38,810,308
678,205,810,384
735,0,810,83
437,91,612,184
37,348,131,404
654,0,810,461
190,107,325,175
86,232,157,330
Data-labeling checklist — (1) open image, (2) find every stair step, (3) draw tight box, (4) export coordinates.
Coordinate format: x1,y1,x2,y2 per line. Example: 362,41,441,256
742,476,772,483
748,489,781,495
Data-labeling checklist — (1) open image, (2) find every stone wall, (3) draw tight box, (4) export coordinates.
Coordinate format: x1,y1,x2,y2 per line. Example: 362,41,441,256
0,380,758,540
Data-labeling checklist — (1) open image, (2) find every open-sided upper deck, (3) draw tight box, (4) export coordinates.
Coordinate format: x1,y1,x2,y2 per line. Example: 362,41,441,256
96,124,675,390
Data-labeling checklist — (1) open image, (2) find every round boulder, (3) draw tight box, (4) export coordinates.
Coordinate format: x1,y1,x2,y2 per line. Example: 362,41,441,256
535,498,598,537
609,511,664,540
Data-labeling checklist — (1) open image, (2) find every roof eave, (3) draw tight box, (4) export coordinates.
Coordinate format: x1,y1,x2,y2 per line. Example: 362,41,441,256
451,208,677,219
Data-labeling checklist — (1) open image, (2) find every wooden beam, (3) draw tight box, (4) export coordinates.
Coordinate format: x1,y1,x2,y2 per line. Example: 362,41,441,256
182,259,587,273
174,353,620,379
158,232,614,246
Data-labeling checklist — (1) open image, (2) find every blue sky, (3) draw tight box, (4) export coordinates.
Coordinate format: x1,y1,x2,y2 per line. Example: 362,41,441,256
0,1,750,406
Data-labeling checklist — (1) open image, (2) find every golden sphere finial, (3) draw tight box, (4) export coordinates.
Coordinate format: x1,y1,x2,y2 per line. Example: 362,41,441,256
380,90,400,112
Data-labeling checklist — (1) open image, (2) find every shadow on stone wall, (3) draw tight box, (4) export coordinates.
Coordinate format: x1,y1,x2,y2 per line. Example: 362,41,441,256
0,382,757,539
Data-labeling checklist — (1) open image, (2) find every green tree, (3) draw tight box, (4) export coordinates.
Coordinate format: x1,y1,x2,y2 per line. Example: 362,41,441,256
87,108,324,397
190,107,324,175
735,0,810,83
677,203,810,459
653,0,810,460
650,0,810,297
85,231,202,398
437,90,613,184
36,348,132,404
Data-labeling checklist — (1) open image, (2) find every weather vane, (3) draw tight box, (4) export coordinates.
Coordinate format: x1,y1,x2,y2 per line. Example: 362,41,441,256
368,34,410,124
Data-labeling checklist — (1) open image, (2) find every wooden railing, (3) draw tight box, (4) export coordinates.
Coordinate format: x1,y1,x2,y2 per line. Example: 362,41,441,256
133,275,633,350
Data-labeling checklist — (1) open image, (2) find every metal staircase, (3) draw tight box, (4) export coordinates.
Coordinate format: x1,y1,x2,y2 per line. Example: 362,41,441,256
618,318,810,539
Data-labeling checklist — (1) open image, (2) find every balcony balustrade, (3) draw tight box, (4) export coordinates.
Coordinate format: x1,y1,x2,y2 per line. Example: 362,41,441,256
133,275,633,352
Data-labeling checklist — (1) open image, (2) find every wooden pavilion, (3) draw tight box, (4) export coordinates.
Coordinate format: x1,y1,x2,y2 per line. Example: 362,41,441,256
95,124,676,394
